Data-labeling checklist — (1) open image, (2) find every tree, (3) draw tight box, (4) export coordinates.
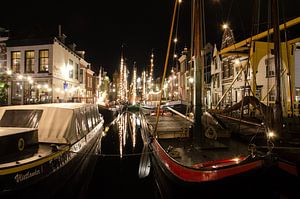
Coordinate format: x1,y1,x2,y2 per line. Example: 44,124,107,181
0,73,10,105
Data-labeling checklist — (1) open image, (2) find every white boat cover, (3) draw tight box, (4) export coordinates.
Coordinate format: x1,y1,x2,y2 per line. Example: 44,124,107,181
0,103,102,145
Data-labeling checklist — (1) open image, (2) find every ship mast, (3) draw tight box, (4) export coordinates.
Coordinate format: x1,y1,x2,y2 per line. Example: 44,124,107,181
192,0,204,142
271,0,283,137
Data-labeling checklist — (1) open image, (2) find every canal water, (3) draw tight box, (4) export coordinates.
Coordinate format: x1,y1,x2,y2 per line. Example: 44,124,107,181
53,111,299,199
52,111,160,199
86,111,158,199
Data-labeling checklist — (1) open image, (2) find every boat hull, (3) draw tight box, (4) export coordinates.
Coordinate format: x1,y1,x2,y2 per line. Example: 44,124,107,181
150,139,271,198
0,123,103,198
151,139,263,181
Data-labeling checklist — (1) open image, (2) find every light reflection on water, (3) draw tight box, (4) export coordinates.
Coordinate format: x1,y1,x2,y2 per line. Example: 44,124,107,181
86,110,157,199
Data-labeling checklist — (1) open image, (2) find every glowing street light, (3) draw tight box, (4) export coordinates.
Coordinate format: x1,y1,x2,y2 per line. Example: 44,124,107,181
6,70,12,75
234,59,241,65
17,75,23,80
222,23,229,29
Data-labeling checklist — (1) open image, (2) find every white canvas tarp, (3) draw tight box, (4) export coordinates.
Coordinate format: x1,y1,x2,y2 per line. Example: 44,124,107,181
0,103,102,145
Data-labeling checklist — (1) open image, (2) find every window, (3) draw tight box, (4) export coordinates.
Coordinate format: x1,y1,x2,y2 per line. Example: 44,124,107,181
296,88,300,97
213,75,216,88
79,68,84,83
255,88,262,100
0,110,43,128
87,76,93,88
87,77,90,87
215,58,218,70
228,60,233,77
235,90,237,102
216,73,220,88
235,66,241,81
265,57,275,77
39,50,49,72
69,59,74,79
75,63,79,80
269,89,275,102
25,51,35,73
11,51,21,73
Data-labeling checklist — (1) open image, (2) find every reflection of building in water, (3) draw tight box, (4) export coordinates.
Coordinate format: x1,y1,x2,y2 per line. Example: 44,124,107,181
130,114,137,149
118,113,127,158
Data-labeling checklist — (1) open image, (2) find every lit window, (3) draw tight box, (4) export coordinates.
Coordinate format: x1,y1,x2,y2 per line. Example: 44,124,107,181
69,59,74,79
11,51,21,73
39,50,49,72
265,57,275,78
25,51,35,73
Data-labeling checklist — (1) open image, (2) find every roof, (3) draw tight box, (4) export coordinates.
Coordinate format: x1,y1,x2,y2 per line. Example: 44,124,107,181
6,38,54,47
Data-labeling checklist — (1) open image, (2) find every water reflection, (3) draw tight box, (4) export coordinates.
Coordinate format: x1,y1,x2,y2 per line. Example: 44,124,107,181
101,112,140,158
87,111,157,199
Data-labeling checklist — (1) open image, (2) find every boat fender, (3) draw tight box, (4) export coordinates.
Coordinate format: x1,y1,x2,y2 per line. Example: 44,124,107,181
18,138,25,151
50,144,59,152
204,126,217,140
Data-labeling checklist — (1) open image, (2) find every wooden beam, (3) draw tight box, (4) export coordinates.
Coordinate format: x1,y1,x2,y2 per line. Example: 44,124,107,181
288,37,300,45
220,17,300,55
221,52,249,57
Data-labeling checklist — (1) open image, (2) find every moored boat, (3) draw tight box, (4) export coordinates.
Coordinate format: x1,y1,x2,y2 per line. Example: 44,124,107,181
0,103,104,197
138,0,275,197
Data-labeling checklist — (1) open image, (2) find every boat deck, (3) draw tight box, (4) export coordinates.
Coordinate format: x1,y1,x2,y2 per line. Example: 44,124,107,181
157,137,251,167
144,113,259,167
146,114,192,138
215,114,300,174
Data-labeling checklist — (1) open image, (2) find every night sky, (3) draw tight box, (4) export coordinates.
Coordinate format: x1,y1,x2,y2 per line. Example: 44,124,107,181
1,0,300,78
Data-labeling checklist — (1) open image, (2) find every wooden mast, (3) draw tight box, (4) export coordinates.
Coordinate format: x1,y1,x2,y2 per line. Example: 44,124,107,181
271,0,283,137
192,0,203,142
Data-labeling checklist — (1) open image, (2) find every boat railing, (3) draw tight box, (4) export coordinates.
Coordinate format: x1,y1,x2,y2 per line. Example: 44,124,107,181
166,107,194,123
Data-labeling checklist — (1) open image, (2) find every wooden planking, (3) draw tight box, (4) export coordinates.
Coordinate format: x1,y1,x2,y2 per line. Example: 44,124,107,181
146,115,192,138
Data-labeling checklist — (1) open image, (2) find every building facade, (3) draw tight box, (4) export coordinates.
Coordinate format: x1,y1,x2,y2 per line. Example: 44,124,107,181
5,36,95,105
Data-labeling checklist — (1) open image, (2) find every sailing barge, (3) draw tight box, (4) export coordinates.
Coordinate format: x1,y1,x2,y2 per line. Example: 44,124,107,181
139,1,275,197
0,103,104,197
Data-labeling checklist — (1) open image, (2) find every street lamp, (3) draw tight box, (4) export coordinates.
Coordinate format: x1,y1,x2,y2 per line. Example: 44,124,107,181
222,23,229,29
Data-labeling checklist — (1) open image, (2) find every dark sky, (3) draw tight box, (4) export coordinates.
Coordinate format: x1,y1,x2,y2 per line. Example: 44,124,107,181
1,0,300,78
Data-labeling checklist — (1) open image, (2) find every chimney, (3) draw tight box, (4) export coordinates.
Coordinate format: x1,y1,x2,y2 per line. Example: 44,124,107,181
76,50,85,59
61,34,67,43
68,43,76,51
58,25,61,38
58,25,67,43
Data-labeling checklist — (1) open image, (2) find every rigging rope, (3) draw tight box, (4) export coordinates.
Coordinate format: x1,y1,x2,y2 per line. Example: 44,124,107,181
154,0,179,136
281,0,294,117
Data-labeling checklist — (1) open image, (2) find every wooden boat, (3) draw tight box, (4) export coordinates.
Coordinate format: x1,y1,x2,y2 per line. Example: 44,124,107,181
0,103,104,197
138,1,274,195
98,104,117,125
207,0,300,178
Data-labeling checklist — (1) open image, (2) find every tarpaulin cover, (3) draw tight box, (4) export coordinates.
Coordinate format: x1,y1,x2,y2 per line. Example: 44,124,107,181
0,103,103,145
